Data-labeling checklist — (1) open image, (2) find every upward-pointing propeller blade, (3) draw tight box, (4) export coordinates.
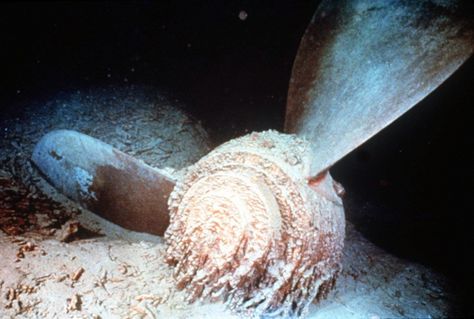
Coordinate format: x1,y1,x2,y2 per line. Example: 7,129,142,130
285,0,474,176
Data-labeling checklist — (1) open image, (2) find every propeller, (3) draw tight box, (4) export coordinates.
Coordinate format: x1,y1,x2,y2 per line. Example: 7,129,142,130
285,0,474,175
30,0,474,316
32,130,176,236
33,1,474,235
32,1,473,237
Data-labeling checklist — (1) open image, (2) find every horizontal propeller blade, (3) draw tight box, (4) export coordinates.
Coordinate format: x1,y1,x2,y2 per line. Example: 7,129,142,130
32,130,176,236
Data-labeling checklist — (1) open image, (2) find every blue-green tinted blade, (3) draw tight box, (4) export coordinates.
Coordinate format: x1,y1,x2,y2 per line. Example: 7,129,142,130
285,0,474,175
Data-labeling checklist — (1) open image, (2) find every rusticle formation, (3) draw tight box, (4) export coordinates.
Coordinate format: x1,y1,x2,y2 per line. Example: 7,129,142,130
165,130,345,317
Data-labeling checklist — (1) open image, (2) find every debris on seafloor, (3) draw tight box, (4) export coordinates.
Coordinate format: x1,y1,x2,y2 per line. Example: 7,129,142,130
0,166,457,319
0,86,458,318
15,241,37,260
0,170,79,238
56,220,81,243
65,293,82,312
71,267,85,283
55,219,102,243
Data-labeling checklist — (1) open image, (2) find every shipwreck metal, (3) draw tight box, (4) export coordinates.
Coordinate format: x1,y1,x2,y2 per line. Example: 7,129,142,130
32,130,176,236
286,0,474,174
30,0,474,317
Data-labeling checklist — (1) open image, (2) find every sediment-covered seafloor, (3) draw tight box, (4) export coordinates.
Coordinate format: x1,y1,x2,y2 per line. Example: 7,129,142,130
0,87,453,318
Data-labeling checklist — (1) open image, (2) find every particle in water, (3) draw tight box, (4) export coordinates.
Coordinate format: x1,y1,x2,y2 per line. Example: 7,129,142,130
238,10,248,21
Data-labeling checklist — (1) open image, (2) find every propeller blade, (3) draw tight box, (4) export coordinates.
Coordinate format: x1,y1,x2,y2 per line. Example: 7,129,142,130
32,130,176,236
285,0,474,175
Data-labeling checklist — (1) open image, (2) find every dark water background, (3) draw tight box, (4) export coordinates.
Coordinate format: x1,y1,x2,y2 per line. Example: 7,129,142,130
1,0,473,313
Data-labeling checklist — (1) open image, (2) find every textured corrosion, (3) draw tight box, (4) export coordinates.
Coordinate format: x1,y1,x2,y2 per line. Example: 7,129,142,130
165,130,345,318
86,150,175,236
286,0,474,175
32,130,176,236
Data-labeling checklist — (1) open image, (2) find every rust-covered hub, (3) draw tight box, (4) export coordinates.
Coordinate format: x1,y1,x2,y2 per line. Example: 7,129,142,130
165,131,345,317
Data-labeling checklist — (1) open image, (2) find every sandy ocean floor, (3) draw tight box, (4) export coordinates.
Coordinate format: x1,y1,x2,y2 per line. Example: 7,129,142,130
0,86,453,318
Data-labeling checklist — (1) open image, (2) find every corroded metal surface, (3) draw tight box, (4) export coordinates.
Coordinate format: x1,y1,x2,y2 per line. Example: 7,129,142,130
286,0,474,175
165,131,345,317
32,130,176,236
